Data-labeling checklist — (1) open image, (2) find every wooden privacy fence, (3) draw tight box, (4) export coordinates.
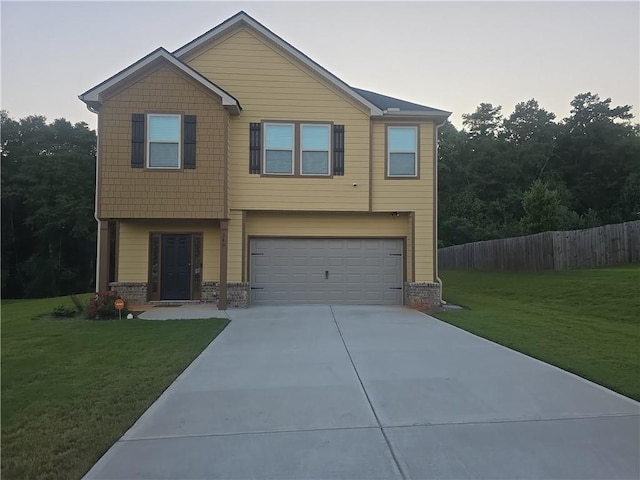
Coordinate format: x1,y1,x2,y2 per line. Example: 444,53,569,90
438,221,640,271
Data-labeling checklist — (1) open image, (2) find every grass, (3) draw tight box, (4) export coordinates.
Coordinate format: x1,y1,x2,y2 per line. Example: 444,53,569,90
432,266,640,401
1,295,228,480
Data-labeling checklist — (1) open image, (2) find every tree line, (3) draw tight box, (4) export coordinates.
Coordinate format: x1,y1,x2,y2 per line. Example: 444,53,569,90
1,112,97,298
1,92,638,297
438,92,639,246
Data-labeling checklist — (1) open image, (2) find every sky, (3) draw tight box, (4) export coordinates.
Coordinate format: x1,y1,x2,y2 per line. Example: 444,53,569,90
1,1,638,130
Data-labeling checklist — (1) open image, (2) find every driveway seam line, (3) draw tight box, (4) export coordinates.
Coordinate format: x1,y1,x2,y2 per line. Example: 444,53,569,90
381,412,640,430
329,305,409,480
119,425,382,443
118,412,640,443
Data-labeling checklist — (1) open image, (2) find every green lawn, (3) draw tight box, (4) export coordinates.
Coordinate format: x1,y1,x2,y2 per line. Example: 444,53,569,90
432,266,640,401
1,295,228,480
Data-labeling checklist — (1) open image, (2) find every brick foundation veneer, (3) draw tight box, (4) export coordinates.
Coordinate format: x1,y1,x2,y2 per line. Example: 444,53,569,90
404,282,441,308
109,282,148,305
110,281,250,309
202,282,249,308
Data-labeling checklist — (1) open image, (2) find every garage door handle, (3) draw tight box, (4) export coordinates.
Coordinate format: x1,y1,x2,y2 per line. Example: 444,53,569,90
325,270,329,279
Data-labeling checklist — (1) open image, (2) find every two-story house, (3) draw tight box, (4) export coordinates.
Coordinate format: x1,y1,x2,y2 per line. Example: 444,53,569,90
79,11,450,309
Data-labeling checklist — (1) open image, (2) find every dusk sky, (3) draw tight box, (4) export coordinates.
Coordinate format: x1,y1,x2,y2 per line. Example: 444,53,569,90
2,1,638,130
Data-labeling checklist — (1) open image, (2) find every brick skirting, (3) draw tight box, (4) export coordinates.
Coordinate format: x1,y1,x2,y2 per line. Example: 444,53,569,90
202,281,249,308
109,282,148,305
109,281,249,308
404,282,441,308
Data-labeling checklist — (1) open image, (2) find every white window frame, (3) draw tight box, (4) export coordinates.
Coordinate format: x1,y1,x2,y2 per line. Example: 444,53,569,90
263,122,295,175
147,113,181,169
387,125,418,178
300,124,331,176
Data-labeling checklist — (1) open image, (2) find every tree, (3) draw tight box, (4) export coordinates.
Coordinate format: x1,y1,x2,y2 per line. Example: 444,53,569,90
462,103,503,138
564,92,633,133
554,93,639,220
503,99,557,145
1,112,97,298
438,93,639,247
519,180,580,234
502,99,558,182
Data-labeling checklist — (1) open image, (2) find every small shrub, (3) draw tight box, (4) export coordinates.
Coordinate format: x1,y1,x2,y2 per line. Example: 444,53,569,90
52,305,77,318
87,291,129,320
69,294,84,313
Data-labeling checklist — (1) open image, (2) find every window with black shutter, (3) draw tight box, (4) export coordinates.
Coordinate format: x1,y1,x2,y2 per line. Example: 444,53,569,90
333,124,344,176
252,121,344,176
183,115,196,169
130,113,197,169
131,113,145,168
249,123,261,174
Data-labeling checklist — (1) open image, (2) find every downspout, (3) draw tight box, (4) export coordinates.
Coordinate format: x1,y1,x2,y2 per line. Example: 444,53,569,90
87,103,101,292
435,118,447,305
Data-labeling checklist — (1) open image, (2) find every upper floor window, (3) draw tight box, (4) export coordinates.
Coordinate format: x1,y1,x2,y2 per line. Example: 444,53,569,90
264,123,294,174
301,124,330,175
148,114,181,169
387,126,418,177
263,122,332,176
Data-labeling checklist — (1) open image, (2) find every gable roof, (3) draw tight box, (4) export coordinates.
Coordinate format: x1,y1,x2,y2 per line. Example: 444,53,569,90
172,11,385,117
353,88,451,119
79,47,241,114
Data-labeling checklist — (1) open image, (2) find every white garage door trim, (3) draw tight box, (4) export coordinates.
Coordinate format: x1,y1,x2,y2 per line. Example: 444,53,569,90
250,237,404,305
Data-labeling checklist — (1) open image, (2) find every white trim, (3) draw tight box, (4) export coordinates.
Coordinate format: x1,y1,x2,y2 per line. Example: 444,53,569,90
79,49,241,115
94,115,102,292
383,110,451,118
95,223,101,292
146,113,182,169
173,13,384,117
263,123,294,175
387,126,418,177
300,124,331,176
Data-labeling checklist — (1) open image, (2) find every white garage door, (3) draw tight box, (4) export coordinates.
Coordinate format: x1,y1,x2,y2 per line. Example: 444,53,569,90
250,238,403,305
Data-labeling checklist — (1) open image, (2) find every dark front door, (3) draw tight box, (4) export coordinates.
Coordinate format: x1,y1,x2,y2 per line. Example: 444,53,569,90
161,234,192,300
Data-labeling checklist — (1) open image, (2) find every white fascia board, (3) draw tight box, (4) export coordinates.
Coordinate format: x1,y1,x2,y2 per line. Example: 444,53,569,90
79,49,241,115
173,13,384,117
383,110,452,118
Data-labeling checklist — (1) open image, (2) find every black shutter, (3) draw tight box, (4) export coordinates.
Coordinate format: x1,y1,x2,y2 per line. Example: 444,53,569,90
183,115,197,169
333,124,344,176
131,113,145,168
249,123,261,174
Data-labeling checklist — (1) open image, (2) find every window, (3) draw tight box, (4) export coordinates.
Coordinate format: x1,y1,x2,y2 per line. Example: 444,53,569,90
387,126,418,177
262,122,332,176
264,123,294,174
147,114,181,169
301,124,330,175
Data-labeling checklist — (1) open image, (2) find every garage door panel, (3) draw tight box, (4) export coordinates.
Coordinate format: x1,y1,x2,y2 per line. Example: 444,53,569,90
383,291,403,303
364,257,381,267
364,274,381,284
250,238,403,305
346,257,362,266
309,257,325,267
327,256,345,267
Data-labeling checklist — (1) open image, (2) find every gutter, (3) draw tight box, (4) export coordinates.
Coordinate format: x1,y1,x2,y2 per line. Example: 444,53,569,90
434,117,447,305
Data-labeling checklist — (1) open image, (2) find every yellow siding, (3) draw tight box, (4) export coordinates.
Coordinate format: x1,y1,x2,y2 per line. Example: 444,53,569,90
117,220,220,282
185,27,372,212
371,121,435,282
246,211,413,280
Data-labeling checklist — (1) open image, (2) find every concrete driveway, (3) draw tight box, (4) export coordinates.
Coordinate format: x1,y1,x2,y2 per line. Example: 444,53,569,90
85,306,639,479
